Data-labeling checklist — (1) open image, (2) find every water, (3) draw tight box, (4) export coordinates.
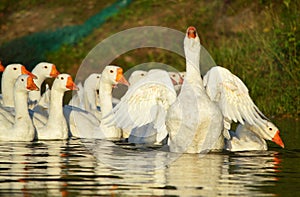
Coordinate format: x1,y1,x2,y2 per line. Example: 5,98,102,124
0,118,299,196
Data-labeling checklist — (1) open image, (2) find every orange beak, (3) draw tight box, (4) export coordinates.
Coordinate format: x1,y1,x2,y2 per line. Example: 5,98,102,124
187,26,197,39
50,65,60,77
116,68,130,86
21,65,37,79
0,61,5,72
27,76,39,91
66,76,78,90
272,130,285,148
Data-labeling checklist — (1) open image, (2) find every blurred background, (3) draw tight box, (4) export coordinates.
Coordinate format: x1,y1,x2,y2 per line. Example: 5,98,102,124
0,0,299,119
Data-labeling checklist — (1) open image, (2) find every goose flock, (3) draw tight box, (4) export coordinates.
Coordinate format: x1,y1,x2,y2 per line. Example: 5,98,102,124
0,26,285,153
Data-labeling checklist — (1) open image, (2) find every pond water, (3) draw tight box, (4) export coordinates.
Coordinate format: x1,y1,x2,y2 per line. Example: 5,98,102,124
0,118,299,196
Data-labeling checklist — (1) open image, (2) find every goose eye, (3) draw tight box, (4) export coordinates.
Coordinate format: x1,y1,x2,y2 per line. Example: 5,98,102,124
13,67,17,70
44,66,48,69
269,127,272,131
97,76,100,79
141,73,144,76
21,78,24,82
60,77,64,80
110,70,114,73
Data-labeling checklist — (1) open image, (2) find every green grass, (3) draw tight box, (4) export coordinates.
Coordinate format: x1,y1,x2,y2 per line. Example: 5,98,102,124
1,0,299,118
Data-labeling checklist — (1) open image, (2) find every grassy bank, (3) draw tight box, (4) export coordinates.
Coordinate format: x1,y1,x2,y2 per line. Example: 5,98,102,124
1,0,299,118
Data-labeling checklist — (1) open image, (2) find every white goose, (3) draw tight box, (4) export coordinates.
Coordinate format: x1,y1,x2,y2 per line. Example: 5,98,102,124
0,74,39,141
166,26,224,153
225,120,285,151
64,65,129,139
1,63,36,107
36,74,77,140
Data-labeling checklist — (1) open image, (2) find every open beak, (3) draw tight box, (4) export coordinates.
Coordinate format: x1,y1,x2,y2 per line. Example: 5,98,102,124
27,76,39,91
272,130,285,148
50,65,60,77
187,26,197,39
0,61,5,72
21,65,37,79
116,68,130,86
66,76,78,90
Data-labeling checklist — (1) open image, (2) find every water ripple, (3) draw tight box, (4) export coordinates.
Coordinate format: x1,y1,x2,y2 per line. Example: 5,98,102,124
0,137,299,196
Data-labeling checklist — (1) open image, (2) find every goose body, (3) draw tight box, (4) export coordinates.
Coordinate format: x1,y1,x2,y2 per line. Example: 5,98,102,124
0,75,39,141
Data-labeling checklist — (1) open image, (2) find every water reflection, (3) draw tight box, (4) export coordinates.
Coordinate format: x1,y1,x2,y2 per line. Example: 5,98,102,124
84,139,282,196
0,138,294,196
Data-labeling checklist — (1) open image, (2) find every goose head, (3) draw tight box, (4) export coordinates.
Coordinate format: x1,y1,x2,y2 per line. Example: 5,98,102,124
184,26,201,52
84,73,101,90
129,70,147,85
3,64,37,82
168,71,183,85
101,65,130,87
248,121,285,148
263,121,285,148
32,62,60,79
15,74,39,92
53,74,78,92
0,61,5,72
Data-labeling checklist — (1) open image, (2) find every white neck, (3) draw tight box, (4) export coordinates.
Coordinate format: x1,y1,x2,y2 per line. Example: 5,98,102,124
184,40,203,87
99,80,113,118
237,123,263,139
32,73,46,88
14,90,32,127
84,87,97,111
46,88,64,126
1,73,16,107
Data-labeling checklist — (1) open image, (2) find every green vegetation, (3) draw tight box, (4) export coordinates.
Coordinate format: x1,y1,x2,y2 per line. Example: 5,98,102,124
0,0,299,118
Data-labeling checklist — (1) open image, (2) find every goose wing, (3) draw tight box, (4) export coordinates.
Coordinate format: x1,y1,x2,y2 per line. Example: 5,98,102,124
106,69,177,141
203,66,265,126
